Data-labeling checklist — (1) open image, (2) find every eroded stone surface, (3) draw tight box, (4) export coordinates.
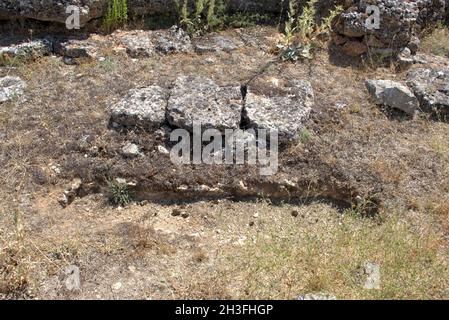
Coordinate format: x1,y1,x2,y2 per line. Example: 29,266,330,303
153,26,193,54
120,31,154,58
0,76,26,103
243,76,314,143
110,86,168,130
167,75,243,132
365,79,419,115
120,26,192,58
406,68,449,118
56,39,97,58
297,293,337,300
334,0,447,56
0,38,52,64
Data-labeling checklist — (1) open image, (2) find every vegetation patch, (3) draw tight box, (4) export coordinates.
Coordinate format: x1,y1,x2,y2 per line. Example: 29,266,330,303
103,0,128,32
421,24,449,57
278,0,343,61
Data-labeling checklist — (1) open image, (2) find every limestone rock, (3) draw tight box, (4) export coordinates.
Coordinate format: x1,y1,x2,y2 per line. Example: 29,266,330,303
153,25,192,54
0,38,53,65
341,40,367,57
0,1,286,27
58,178,82,208
397,47,415,70
120,26,192,58
110,86,168,130
0,76,26,103
243,76,314,143
334,0,447,56
121,30,154,58
0,0,104,26
365,79,419,115
406,68,449,118
167,75,243,132
56,39,97,58
363,262,381,290
122,142,142,158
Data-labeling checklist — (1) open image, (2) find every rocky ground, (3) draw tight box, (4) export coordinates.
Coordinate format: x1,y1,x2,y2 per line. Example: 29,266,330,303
1,8,449,299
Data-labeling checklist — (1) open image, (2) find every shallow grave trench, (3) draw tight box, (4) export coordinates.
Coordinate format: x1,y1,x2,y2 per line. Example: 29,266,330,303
61,72,380,215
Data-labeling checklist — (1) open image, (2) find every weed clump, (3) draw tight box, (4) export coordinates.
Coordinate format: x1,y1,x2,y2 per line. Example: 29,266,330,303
278,0,343,61
107,179,133,206
175,0,226,36
103,0,128,32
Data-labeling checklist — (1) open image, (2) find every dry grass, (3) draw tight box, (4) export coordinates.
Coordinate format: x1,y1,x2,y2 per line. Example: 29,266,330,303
219,202,449,299
421,26,449,57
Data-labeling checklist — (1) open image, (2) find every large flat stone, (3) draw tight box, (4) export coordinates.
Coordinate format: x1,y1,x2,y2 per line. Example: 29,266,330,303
167,75,243,132
243,76,314,143
120,26,192,58
109,86,168,130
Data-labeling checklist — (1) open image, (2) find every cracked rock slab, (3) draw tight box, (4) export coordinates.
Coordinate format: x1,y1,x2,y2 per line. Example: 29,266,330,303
167,75,243,132
365,79,419,115
110,86,168,130
120,26,192,58
0,76,26,103
243,76,314,143
406,68,449,118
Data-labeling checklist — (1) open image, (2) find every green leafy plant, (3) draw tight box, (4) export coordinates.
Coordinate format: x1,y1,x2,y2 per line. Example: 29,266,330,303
174,0,226,36
107,179,133,206
279,0,343,61
299,128,312,144
226,12,272,28
103,0,128,32
284,0,298,45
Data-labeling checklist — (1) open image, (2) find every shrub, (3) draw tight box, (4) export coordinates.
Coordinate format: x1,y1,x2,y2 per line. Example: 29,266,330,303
103,0,128,32
107,179,133,206
174,0,226,36
279,0,343,61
